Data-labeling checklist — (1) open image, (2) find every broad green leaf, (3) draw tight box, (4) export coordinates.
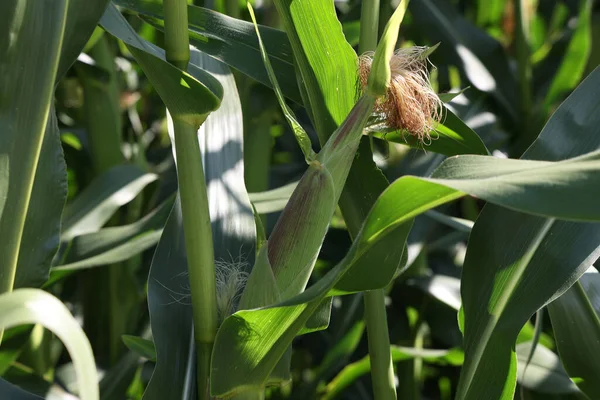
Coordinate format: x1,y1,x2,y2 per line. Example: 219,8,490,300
516,342,580,395
544,0,592,107
372,106,490,156
271,0,357,142
100,4,222,127
212,74,600,395
61,165,157,241
410,0,518,120
53,198,172,272
0,0,68,295
456,68,600,400
122,335,156,362
112,0,301,104
144,52,255,400
14,111,67,289
15,0,108,288
548,268,600,399
323,346,463,400
0,289,98,400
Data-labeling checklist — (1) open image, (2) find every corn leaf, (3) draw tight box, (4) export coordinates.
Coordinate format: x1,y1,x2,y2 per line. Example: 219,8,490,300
247,3,315,162
516,342,581,395
372,106,490,156
112,0,302,104
323,346,463,399
0,0,69,292
456,68,600,400
0,289,98,400
100,4,222,127
61,165,157,241
144,52,255,400
52,197,172,272
547,268,600,399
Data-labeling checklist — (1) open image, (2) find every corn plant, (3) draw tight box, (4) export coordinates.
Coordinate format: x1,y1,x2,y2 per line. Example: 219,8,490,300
1,0,600,400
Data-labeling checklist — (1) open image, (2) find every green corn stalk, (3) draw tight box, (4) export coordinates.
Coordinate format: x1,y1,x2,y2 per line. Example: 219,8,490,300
162,1,218,398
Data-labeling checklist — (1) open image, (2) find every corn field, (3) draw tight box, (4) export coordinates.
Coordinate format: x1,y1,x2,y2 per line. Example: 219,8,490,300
1,0,600,399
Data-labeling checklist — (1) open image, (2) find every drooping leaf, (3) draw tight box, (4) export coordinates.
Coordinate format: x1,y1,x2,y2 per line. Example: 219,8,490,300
372,106,489,156
0,289,98,400
112,0,302,104
455,68,600,400
53,197,172,272
100,3,222,127
547,268,600,399
61,165,157,241
323,346,463,399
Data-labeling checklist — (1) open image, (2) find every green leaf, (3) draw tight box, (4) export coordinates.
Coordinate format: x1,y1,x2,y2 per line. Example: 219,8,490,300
516,342,580,395
144,53,255,400
100,4,222,127
272,0,357,142
14,0,109,287
410,0,518,120
61,165,157,241
372,106,490,156
122,335,156,362
113,0,302,105
58,0,111,80
53,197,172,272
247,2,315,162
13,110,67,289
548,268,600,399
455,68,600,400
544,0,592,107
0,0,69,294
0,289,98,400
323,346,463,399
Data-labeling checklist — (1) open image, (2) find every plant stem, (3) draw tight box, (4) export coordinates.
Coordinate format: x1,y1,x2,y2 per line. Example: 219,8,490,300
514,0,533,152
163,1,218,399
173,121,218,399
359,0,380,55
358,1,397,398
364,290,396,399
164,0,191,70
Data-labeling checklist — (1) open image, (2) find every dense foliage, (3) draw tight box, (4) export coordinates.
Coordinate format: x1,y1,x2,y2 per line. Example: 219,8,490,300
0,0,599,399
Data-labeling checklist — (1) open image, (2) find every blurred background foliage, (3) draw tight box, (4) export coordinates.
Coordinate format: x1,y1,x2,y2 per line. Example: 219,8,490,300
2,0,599,399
